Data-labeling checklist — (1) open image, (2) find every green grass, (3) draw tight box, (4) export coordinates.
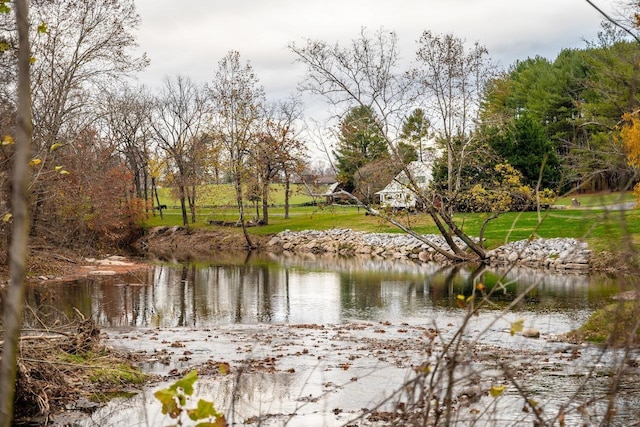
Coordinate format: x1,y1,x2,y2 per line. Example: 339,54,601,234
570,300,640,345
89,364,147,385
58,351,148,385
155,183,323,208
454,209,640,250
143,190,640,251
553,191,636,207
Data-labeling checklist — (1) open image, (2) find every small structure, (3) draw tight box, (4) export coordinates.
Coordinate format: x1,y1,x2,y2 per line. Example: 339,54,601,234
376,161,433,209
323,182,351,204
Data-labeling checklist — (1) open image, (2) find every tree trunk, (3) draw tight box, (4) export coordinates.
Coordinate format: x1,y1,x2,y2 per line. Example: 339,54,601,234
261,182,269,225
0,2,32,424
178,184,188,228
447,142,454,217
143,167,150,214
234,169,254,249
284,171,291,219
152,177,163,219
188,184,196,224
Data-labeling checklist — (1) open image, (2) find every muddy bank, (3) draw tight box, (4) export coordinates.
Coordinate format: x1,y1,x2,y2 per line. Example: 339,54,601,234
2,315,147,425
137,226,633,273
133,226,271,261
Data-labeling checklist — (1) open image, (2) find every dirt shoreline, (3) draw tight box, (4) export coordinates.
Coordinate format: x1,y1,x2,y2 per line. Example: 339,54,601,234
132,226,271,261
135,226,628,273
0,225,630,287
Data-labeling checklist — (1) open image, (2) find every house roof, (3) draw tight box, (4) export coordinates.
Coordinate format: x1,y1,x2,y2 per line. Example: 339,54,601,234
323,182,342,196
376,161,433,195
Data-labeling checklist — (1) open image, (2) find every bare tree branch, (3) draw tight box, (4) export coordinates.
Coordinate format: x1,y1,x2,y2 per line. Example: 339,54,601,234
585,0,640,44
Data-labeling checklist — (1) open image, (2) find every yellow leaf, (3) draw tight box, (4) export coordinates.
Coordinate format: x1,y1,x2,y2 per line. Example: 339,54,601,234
510,318,524,336
37,22,47,34
59,170,70,175
489,384,506,397
29,56,36,64
456,294,465,301
414,362,431,374
2,135,13,145
2,212,11,223
54,165,63,172
29,158,42,167
218,362,230,375
50,142,63,151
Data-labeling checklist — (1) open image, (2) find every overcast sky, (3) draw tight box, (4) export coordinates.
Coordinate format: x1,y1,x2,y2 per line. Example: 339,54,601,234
134,0,618,91
132,0,619,159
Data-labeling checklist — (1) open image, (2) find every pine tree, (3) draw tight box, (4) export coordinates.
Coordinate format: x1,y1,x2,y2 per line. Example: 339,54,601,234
334,105,388,191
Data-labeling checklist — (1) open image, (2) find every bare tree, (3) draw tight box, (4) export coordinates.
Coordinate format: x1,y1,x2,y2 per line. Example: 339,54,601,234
255,96,306,222
208,51,265,248
415,31,495,210
101,84,154,209
584,0,640,43
0,0,147,235
151,75,209,227
289,27,487,261
0,0,31,424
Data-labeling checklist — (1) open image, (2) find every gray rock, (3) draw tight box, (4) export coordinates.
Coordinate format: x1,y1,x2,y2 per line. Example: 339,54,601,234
266,228,590,271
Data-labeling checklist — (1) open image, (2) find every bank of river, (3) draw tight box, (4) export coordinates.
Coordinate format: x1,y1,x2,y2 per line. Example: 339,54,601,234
267,228,591,271
36,253,638,426
139,226,593,272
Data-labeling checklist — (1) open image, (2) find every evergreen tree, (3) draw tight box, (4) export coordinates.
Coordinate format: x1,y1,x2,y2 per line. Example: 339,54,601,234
488,114,561,189
333,105,388,191
400,108,430,162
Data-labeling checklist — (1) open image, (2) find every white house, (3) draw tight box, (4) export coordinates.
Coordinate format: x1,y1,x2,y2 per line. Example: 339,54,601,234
376,161,433,209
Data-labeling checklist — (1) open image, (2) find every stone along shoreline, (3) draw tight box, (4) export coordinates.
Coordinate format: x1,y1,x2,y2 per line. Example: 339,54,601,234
267,228,590,271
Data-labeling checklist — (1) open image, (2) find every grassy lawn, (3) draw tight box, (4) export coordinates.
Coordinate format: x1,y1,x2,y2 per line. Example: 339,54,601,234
155,183,321,208
551,191,635,207
143,191,640,251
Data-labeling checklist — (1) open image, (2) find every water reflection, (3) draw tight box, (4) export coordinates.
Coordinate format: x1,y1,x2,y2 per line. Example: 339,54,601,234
18,253,626,329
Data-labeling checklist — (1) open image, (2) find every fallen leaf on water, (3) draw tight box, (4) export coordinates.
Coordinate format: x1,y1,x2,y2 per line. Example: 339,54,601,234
510,319,524,336
218,362,231,375
490,385,507,397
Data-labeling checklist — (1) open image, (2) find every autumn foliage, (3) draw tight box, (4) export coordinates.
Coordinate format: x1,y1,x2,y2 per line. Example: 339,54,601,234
40,129,146,247
453,163,555,213
620,111,640,205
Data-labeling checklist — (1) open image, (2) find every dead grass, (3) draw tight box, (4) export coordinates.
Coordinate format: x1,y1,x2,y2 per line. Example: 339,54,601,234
5,313,148,423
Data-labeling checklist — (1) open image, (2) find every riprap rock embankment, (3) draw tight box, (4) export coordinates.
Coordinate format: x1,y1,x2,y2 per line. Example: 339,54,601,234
268,228,590,271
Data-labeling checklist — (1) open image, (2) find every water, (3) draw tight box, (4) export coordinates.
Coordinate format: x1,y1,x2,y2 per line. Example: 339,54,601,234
17,252,640,426
23,253,623,330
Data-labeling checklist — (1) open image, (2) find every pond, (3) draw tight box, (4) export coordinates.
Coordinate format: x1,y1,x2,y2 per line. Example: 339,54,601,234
24,253,623,330
21,252,640,426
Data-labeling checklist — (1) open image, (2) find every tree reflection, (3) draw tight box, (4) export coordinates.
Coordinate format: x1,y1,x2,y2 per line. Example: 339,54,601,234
256,265,273,322
339,271,383,318
12,255,622,328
